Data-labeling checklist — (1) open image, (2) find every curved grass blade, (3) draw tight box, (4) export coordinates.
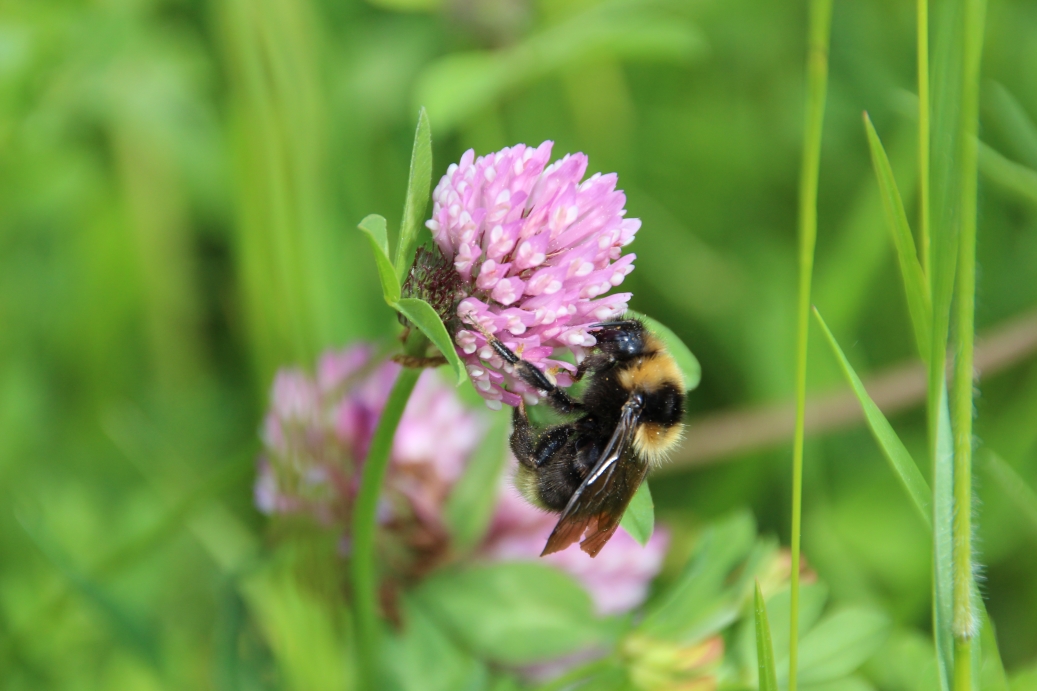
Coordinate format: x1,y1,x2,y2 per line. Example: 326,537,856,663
977,142,1037,207
863,113,932,361
813,308,931,529
396,297,467,385
359,214,402,306
755,582,780,691
396,109,433,283
619,482,654,547
630,311,701,391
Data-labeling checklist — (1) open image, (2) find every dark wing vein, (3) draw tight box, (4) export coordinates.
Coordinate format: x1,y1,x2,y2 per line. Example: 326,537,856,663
541,394,646,557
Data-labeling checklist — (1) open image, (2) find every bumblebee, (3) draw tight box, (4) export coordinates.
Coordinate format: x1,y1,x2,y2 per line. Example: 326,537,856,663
476,319,685,557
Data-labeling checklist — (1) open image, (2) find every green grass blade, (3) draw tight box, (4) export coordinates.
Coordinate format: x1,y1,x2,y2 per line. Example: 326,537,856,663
396,297,468,386
951,0,986,682
790,1,834,689
619,482,654,546
444,413,510,551
396,108,433,284
813,308,931,529
977,143,1037,207
863,113,933,361
630,311,701,391
933,388,956,691
917,0,932,277
755,582,780,691
359,214,402,306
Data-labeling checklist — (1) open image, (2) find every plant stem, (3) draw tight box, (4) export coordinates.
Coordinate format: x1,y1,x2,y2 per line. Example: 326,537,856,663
351,330,428,688
917,0,931,278
789,1,833,690
951,0,985,679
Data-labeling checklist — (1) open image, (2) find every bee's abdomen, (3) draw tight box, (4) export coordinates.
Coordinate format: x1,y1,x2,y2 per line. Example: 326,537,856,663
641,382,684,426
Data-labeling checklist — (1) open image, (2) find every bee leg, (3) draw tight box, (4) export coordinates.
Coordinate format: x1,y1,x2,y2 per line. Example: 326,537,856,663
573,352,615,382
510,403,537,469
510,403,573,469
475,327,583,414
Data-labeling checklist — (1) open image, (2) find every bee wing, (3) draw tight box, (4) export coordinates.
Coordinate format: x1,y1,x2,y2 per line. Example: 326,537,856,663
541,394,648,558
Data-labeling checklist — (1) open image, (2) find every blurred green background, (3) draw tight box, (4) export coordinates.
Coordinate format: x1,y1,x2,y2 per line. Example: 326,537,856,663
2,0,1036,687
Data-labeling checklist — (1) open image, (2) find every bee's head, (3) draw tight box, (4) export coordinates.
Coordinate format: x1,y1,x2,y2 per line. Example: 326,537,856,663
591,320,646,360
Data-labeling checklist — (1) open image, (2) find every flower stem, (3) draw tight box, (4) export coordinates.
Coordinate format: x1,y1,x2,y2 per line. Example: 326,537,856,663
789,1,833,690
917,0,931,279
352,329,428,687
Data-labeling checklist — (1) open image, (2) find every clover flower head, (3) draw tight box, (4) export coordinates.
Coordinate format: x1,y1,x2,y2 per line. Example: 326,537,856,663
256,344,485,570
426,141,641,408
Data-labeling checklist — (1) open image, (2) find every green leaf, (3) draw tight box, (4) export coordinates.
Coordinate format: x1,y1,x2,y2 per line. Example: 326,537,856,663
629,310,701,391
792,607,890,685
639,511,762,641
413,562,611,665
359,214,402,305
396,297,467,386
863,113,932,360
755,582,780,691
619,481,654,546
813,308,932,529
384,597,486,691
396,109,433,284
444,413,510,551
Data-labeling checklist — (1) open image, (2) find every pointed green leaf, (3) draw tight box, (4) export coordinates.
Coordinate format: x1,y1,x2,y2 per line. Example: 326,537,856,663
630,311,701,391
863,113,932,360
813,308,931,529
445,413,510,551
396,109,433,284
359,214,401,305
396,297,467,385
619,481,654,546
755,582,780,691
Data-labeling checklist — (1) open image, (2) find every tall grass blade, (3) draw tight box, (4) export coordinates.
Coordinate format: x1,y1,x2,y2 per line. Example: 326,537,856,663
789,0,834,689
951,0,986,683
917,0,931,277
395,109,433,283
813,308,931,528
755,582,780,691
863,113,932,361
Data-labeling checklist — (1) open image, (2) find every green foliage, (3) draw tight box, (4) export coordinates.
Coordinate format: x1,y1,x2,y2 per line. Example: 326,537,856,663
395,109,433,284
413,562,611,665
619,482,655,546
813,308,931,528
755,582,780,691
862,114,933,361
